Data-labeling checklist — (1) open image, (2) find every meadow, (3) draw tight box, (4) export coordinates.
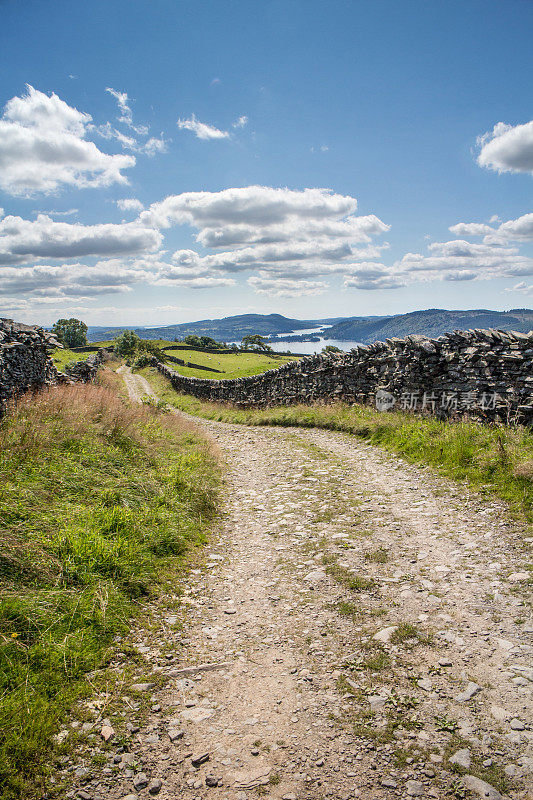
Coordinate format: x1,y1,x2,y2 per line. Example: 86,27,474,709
161,344,300,378
51,340,301,378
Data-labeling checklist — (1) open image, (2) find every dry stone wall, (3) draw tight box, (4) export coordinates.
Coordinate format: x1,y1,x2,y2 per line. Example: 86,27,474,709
64,348,113,382
155,329,533,425
0,318,62,413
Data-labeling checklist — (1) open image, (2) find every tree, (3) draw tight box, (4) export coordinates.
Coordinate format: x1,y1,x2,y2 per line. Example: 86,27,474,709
322,345,342,354
51,318,88,348
241,334,273,352
184,335,202,347
184,334,220,348
114,330,141,357
198,336,219,348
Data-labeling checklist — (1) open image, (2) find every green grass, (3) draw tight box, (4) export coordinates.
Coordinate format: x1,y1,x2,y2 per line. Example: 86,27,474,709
52,339,300,380
50,347,85,370
0,374,220,798
140,366,533,524
161,344,300,378
323,558,378,592
364,547,389,563
390,623,431,647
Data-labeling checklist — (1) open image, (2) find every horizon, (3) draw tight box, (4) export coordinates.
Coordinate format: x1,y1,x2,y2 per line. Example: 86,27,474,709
1,0,532,327
81,306,532,331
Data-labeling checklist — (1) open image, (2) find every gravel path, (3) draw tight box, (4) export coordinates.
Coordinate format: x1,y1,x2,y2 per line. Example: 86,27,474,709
66,369,532,800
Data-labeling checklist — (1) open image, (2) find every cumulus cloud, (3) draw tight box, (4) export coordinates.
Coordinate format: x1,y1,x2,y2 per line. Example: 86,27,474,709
496,212,533,241
116,198,144,213
142,186,359,230
396,239,533,281
177,114,230,140
0,259,155,300
447,212,533,246
448,222,494,237
0,213,161,266
156,274,236,289
343,263,405,290
477,120,533,175
0,85,135,196
135,186,389,295
248,274,328,298
232,115,248,128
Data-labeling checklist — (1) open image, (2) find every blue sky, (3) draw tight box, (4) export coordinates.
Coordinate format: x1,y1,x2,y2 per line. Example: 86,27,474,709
0,0,532,326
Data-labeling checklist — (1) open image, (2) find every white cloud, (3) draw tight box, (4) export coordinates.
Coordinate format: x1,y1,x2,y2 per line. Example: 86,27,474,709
143,136,168,155
42,208,79,218
0,214,161,265
496,212,533,241
168,240,387,275
0,85,135,196
505,281,533,296
136,186,389,291
248,274,328,298
396,239,533,281
142,186,360,230
232,115,248,128
343,263,405,290
0,259,156,301
448,222,494,237
116,198,144,213
446,212,533,245
477,120,533,175
92,121,168,156
106,87,148,135
196,214,387,249
156,274,236,289
177,114,230,140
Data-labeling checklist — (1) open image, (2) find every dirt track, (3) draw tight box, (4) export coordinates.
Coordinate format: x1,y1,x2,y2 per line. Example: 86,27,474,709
73,369,532,800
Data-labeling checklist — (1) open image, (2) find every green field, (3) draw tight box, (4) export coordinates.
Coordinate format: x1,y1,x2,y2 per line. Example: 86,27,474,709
162,345,300,378
52,340,301,378
51,347,87,371
50,341,115,371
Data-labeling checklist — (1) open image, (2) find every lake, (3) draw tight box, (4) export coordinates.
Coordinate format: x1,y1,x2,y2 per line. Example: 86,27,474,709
267,337,364,354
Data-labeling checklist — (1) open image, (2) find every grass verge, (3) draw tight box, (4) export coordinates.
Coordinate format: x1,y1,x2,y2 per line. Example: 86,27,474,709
139,366,533,524
0,375,220,798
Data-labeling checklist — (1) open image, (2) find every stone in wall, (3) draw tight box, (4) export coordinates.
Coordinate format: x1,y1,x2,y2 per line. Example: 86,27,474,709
64,348,113,382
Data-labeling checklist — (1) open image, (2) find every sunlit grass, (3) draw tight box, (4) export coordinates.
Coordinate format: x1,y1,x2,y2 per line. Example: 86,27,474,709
0,376,220,798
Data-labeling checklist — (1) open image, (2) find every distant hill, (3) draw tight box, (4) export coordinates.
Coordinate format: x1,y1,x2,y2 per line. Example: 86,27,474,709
86,313,357,343
325,308,533,343
87,313,322,342
86,308,533,345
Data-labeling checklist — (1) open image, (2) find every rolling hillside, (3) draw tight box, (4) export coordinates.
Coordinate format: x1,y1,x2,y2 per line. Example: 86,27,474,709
325,308,533,342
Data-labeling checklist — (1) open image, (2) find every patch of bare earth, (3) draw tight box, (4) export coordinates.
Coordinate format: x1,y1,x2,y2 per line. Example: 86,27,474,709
64,369,531,800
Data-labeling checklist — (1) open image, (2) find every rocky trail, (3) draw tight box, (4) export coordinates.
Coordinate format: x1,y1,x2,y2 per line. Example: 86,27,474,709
63,369,531,800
